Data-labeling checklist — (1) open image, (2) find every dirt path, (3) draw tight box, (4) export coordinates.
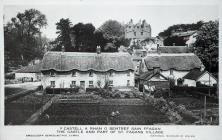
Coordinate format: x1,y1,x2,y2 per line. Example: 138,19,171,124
5,82,41,102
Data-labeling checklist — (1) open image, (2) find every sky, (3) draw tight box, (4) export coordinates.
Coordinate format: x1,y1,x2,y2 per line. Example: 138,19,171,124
3,5,219,39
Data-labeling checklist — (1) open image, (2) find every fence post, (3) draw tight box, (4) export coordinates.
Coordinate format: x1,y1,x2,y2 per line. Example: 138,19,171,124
204,95,207,121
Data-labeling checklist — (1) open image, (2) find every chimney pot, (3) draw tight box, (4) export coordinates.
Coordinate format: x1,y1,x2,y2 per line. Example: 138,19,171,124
96,46,101,54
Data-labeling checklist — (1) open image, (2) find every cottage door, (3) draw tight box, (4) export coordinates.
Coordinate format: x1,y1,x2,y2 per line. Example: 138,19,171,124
80,81,85,89
60,80,65,88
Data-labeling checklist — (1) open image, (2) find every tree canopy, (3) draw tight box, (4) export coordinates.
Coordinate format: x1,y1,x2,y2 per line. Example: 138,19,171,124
71,23,96,52
51,18,72,51
193,20,218,73
51,19,130,52
4,9,48,72
158,21,204,38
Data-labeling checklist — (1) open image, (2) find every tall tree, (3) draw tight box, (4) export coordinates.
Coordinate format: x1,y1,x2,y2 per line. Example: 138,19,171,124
193,20,218,73
98,20,125,40
71,23,96,52
98,20,128,51
4,9,47,71
53,18,72,51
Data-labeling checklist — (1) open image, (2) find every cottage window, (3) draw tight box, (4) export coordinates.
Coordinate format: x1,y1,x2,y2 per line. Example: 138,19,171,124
89,71,93,77
109,71,114,77
71,81,76,86
89,81,94,87
50,81,55,88
72,71,77,77
109,80,113,87
127,80,130,86
50,71,55,77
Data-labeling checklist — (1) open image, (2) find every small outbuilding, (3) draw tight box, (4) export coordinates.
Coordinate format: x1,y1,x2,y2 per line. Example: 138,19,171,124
15,63,42,82
183,69,217,87
138,71,170,92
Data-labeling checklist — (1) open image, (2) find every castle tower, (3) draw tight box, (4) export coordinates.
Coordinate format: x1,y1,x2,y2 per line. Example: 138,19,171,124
125,19,151,40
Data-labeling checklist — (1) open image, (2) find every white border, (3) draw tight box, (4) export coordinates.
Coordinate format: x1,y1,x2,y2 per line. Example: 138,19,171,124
0,0,222,140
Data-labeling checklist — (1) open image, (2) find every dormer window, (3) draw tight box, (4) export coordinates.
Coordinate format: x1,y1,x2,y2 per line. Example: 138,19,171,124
50,71,55,77
89,71,93,77
72,71,76,77
170,69,173,75
127,71,130,76
109,71,114,77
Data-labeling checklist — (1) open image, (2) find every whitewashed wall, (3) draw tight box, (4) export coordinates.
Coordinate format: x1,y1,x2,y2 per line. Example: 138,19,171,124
15,73,40,81
183,79,196,87
161,70,189,85
197,72,217,86
41,71,134,89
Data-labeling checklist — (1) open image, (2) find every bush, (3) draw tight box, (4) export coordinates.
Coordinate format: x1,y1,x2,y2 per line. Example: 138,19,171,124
154,89,169,98
175,104,186,114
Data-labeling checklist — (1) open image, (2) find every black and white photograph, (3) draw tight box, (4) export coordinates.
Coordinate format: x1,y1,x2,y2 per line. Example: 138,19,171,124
2,3,219,127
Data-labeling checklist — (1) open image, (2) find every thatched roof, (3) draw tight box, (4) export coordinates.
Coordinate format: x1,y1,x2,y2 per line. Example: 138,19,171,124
15,63,42,73
144,53,204,71
159,46,189,53
183,69,205,80
41,52,134,72
139,71,168,81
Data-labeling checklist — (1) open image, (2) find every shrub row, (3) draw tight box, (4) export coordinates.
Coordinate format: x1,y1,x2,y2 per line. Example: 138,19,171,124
87,88,143,99
45,87,79,94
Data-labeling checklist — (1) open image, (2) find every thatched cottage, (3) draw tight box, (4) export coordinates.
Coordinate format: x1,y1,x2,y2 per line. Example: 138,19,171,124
41,51,134,89
138,53,205,86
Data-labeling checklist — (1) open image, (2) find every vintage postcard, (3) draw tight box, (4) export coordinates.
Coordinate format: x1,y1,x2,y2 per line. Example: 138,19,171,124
0,0,221,140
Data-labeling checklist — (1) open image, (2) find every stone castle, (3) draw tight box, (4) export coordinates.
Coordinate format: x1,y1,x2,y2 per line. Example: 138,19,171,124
125,19,151,40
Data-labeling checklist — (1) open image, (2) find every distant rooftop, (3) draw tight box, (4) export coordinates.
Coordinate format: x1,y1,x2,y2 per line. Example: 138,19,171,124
159,46,189,53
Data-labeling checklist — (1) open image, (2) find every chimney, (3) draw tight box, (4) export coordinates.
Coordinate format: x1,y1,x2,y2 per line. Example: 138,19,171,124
61,46,65,52
96,46,101,54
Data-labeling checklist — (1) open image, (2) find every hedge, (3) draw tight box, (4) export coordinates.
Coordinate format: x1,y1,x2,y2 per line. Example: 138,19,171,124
172,86,217,96
45,87,79,94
